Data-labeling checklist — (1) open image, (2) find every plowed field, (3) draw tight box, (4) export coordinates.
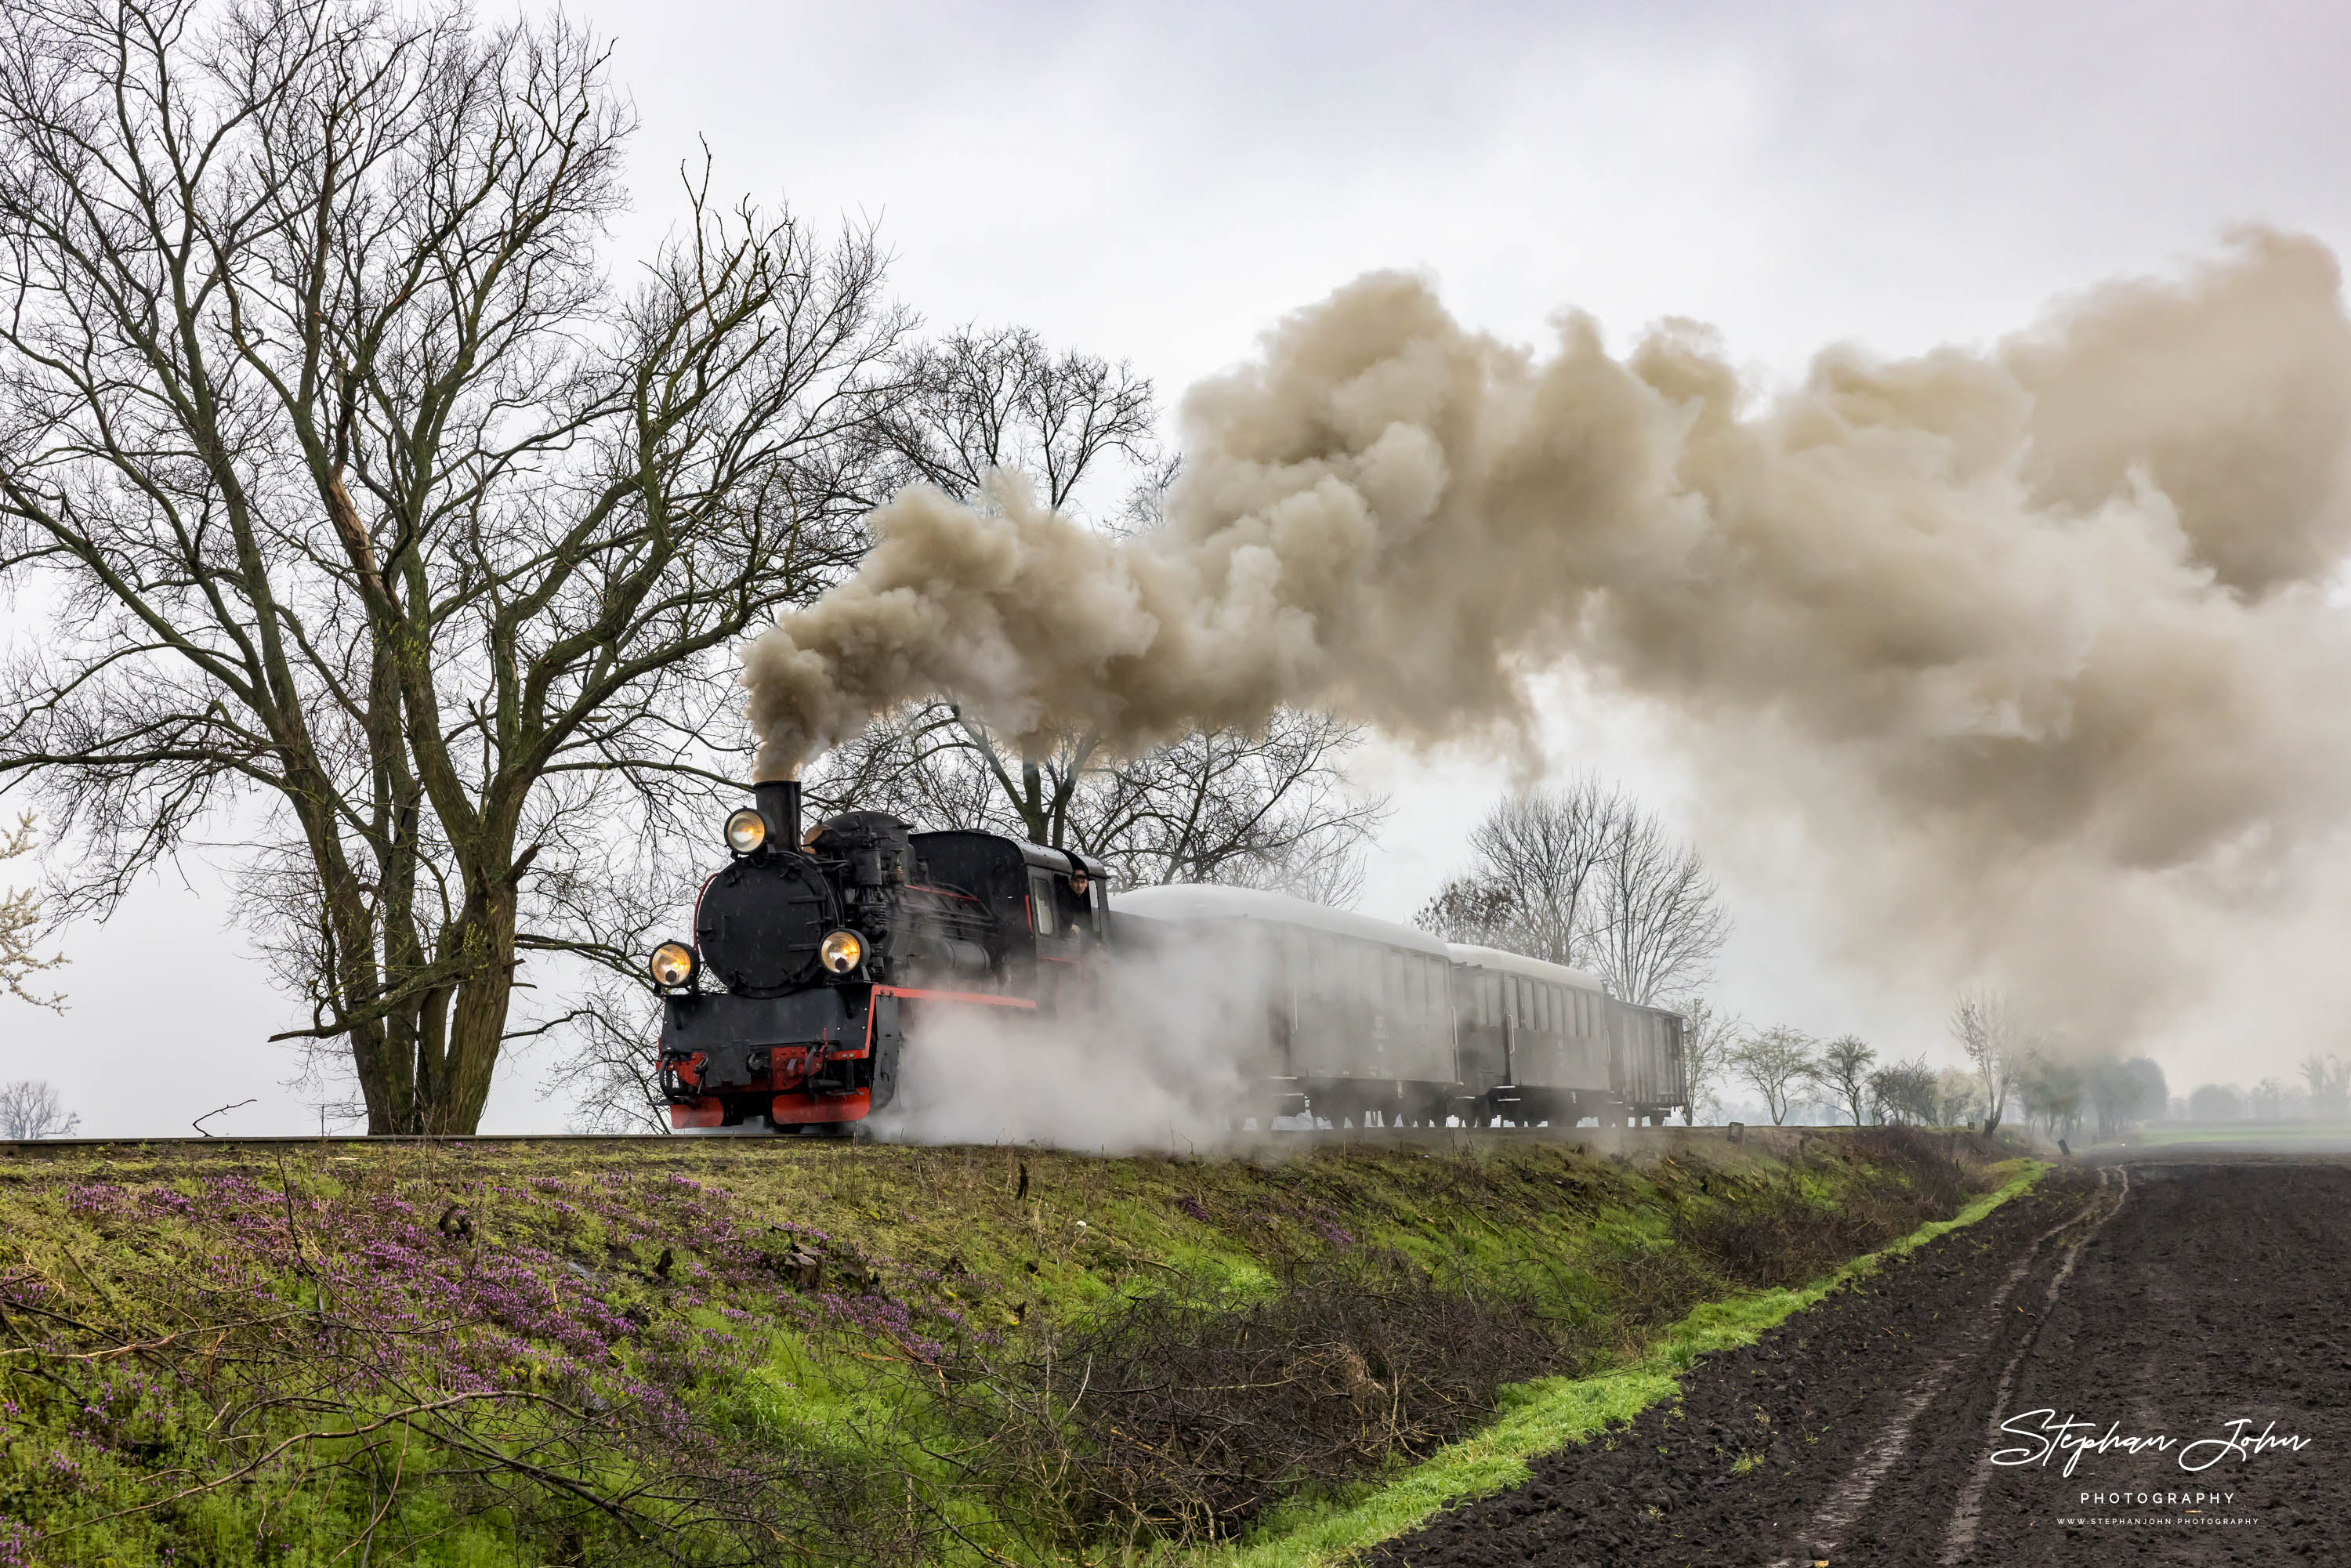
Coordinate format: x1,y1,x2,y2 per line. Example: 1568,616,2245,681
1378,1156,2350,1566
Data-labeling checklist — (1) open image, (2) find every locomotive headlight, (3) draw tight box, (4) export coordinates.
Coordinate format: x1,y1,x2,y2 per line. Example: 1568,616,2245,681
723,807,768,855
818,929,864,975
649,940,697,988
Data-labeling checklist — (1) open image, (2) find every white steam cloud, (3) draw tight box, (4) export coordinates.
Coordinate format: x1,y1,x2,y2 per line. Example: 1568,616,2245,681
868,936,1270,1151
747,230,2351,1041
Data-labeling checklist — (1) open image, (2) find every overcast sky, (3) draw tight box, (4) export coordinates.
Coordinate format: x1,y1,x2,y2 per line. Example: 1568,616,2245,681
8,0,2349,1134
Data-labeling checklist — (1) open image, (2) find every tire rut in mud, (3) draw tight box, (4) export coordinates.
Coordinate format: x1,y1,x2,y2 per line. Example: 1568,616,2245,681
1374,1160,2351,1566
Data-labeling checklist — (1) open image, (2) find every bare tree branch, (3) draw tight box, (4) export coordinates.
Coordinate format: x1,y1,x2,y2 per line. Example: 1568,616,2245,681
0,810,65,1008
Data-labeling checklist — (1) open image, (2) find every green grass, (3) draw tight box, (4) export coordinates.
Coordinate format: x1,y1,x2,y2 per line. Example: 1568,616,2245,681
2125,1123,2351,1146
1190,1160,2047,1568
0,1135,2028,1566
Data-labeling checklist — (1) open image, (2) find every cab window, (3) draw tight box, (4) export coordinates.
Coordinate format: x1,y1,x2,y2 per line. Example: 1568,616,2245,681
1028,872,1058,936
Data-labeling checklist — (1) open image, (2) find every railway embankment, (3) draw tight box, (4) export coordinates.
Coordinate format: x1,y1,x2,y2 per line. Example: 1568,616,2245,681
0,1128,2028,1565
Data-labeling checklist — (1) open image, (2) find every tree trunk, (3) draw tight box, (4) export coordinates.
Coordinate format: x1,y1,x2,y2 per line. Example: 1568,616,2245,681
422,878,518,1135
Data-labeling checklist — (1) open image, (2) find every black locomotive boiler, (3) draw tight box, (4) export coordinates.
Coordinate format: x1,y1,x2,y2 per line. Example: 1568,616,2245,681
651,780,1110,1132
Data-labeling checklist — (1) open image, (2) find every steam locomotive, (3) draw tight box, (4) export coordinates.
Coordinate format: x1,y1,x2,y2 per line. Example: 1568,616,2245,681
651,783,1687,1134
653,780,1110,1131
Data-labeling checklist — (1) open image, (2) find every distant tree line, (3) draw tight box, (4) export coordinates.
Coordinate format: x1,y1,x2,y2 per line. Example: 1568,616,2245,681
1676,985,2169,1139
2178,1054,2351,1122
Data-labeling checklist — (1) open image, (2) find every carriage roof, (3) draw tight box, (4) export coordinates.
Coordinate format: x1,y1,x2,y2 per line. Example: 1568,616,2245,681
1442,942,1606,993
1109,884,1451,958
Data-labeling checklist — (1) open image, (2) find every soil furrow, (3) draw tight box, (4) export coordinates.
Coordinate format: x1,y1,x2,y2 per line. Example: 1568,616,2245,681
1378,1157,2349,1566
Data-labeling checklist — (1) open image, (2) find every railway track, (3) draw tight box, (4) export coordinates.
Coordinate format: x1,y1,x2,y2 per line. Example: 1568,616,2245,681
0,1122,1838,1157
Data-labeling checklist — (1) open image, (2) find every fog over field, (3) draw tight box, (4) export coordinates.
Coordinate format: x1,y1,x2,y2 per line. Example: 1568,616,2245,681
7,0,2351,1132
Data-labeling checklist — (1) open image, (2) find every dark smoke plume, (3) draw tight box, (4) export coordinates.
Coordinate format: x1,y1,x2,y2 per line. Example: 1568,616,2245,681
744,230,2351,1032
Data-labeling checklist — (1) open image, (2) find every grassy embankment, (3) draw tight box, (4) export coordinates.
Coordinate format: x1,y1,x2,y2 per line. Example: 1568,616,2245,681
1201,1155,2045,1568
0,1129,2030,1566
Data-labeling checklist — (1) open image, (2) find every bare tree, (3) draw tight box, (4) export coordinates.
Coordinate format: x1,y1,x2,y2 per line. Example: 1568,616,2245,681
1949,989,2019,1134
0,1077,79,1137
833,324,1153,848
0,811,63,1008
806,329,1387,893
1049,713,1387,898
1730,1026,1817,1126
878,324,1154,514
812,704,1386,900
0,0,908,1132
2300,1052,2350,1118
1672,995,1742,1125
1590,808,1730,1005
2014,1048,2086,1139
1810,1034,1877,1127
1413,784,1729,1001
1458,783,1621,966
545,976,670,1134
1867,1058,1940,1125
1414,876,1523,949
2054,1053,2164,1141
1934,1067,1986,1128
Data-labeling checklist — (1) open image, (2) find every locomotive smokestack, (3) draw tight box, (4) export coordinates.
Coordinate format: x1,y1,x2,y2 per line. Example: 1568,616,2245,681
755,779,802,852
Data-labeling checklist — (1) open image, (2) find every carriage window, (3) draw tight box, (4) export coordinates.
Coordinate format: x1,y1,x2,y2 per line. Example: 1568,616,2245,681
1029,874,1057,936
